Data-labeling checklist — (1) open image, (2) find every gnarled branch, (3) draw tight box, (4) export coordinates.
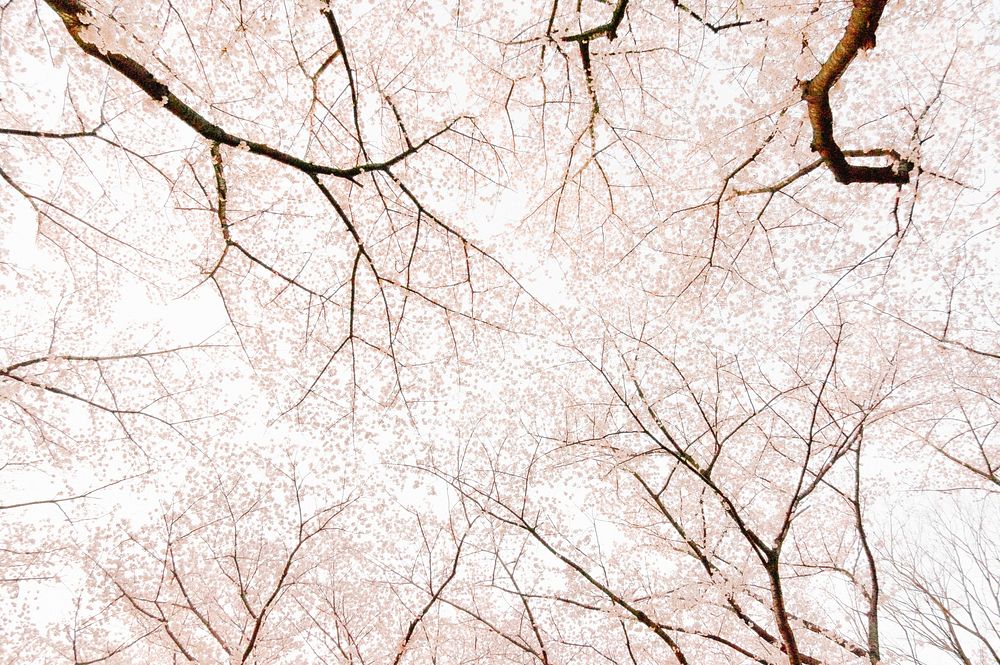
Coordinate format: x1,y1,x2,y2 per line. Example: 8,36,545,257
802,0,911,185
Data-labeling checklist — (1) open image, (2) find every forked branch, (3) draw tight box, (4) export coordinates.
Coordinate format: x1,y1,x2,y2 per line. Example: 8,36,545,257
802,0,911,185
42,0,455,181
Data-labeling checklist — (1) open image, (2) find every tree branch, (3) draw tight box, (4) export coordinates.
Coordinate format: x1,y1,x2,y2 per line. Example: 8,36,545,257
801,0,911,185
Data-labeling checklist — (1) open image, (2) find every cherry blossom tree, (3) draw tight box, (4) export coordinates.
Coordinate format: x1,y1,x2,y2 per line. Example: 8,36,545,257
2,0,998,663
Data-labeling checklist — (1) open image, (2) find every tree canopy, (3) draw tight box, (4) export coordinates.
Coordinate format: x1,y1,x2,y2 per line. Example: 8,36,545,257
2,0,998,663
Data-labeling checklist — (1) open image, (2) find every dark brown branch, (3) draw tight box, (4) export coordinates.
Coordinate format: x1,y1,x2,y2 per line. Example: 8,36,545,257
666,0,763,34
801,0,911,185
320,9,367,160
391,532,467,665
210,142,229,240
41,0,458,181
563,0,629,42
732,149,901,196
520,520,691,664
561,0,761,42
765,556,803,665
852,433,882,664
0,126,96,139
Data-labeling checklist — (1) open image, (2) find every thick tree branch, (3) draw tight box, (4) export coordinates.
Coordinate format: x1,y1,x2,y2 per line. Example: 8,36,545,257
563,0,630,42
801,0,911,185
41,0,453,181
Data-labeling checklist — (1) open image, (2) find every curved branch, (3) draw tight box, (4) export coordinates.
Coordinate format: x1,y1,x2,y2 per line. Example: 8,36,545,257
801,0,911,185
41,0,451,181
563,0,629,42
